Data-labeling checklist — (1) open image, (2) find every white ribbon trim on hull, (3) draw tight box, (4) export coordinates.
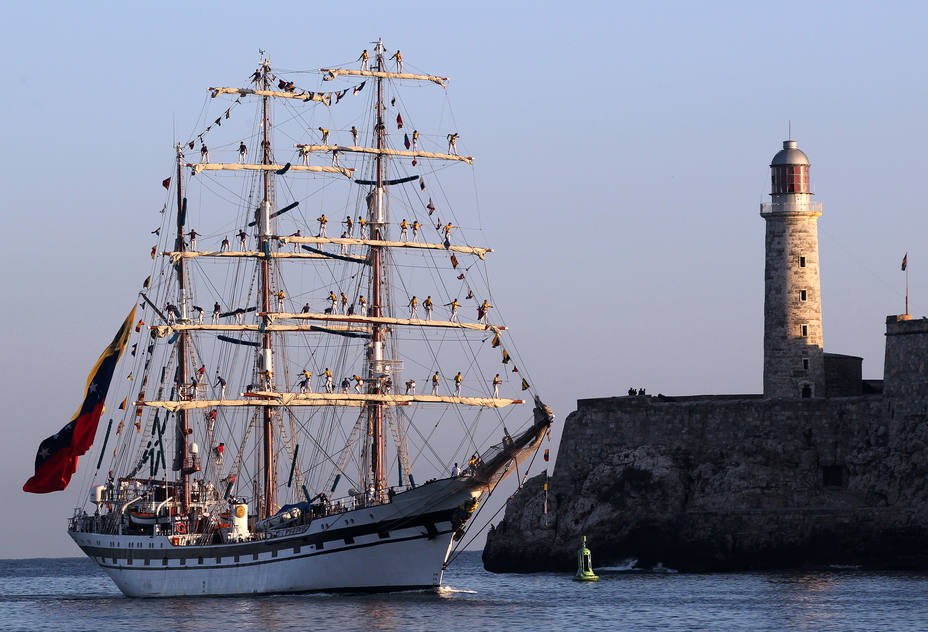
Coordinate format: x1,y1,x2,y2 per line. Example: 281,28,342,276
320,68,448,87
186,163,354,178
294,144,473,165
209,86,329,104
139,392,524,412
267,311,504,333
278,235,490,260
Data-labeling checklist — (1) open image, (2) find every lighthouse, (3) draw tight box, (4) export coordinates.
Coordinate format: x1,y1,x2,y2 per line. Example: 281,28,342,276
761,140,825,399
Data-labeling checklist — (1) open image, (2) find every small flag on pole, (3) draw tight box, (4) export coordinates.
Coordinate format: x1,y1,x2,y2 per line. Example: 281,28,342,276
521,378,530,391
396,113,403,129
544,449,549,462
142,276,151,289
502,349,511,364
491,334,500,348
902,253,908,271
162,177,171,190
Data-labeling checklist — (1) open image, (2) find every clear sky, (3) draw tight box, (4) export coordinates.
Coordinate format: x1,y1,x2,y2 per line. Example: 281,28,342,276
2,1,927,558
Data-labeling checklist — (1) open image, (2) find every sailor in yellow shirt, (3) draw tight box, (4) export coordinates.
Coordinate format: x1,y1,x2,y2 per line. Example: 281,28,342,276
358,216,367,234
412,129,419,151
477,299,492,323
408,295,418,318
300,369,311,393
443,222,454,241
400,219,409,241
318,126,329,145
454,371,463,397
352,374,363,393
431,371,440,395
411,220,421,242
263,369,273,387
328,291,337,313
276,289,286,311
390,49,403,72
492,373,502,398
358,295,367,316
340,292,348,314
317,214,328,237
343,215,354,237
358,49,369,71
424,295,433,320
351,126,359,146
447,133,459,155
320,368,333,393
446,298,459,322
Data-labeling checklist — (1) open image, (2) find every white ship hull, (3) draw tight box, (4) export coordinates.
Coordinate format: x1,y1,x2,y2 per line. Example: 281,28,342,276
70,478,475,597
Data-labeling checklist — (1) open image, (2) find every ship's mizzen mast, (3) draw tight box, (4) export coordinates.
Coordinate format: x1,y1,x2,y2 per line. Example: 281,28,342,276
368,39,388,502
259,59,275,520
173,144,192,512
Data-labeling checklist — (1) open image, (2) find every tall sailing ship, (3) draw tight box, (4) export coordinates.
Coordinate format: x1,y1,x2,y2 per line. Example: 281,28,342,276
38,41,553,597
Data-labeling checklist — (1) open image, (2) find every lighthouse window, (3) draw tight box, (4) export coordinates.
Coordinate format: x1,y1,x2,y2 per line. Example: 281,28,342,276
801,324,809,337
799,289,807,302
799,256,806,268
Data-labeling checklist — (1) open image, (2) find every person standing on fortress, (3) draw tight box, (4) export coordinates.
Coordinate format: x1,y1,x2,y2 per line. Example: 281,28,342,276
238,141,247,163
317,213,328,237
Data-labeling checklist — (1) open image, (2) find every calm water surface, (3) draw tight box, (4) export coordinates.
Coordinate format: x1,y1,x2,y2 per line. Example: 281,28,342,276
2,553,927,631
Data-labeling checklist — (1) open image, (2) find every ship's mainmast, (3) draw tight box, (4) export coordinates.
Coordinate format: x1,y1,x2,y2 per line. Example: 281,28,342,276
173,144,192,512
368,39,388,500
258,59,276,519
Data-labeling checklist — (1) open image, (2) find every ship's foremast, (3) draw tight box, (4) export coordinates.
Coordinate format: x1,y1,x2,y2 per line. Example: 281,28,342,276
259,59,275,520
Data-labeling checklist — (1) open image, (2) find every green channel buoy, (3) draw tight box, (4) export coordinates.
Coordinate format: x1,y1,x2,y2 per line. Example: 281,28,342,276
573,535,599,582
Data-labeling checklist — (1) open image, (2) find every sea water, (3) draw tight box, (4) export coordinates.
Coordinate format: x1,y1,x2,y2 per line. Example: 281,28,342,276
2,553,927,631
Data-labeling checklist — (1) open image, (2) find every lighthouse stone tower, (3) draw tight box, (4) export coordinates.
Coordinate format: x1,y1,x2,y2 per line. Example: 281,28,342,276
761,140,824,399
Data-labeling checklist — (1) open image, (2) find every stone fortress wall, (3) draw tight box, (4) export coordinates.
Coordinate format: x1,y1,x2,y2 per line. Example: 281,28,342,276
484,321,928,571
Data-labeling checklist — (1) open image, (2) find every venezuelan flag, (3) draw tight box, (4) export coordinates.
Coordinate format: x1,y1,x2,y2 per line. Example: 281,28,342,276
23,305,136,493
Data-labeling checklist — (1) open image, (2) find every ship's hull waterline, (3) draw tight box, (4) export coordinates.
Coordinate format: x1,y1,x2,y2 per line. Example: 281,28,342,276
70,479,476,597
